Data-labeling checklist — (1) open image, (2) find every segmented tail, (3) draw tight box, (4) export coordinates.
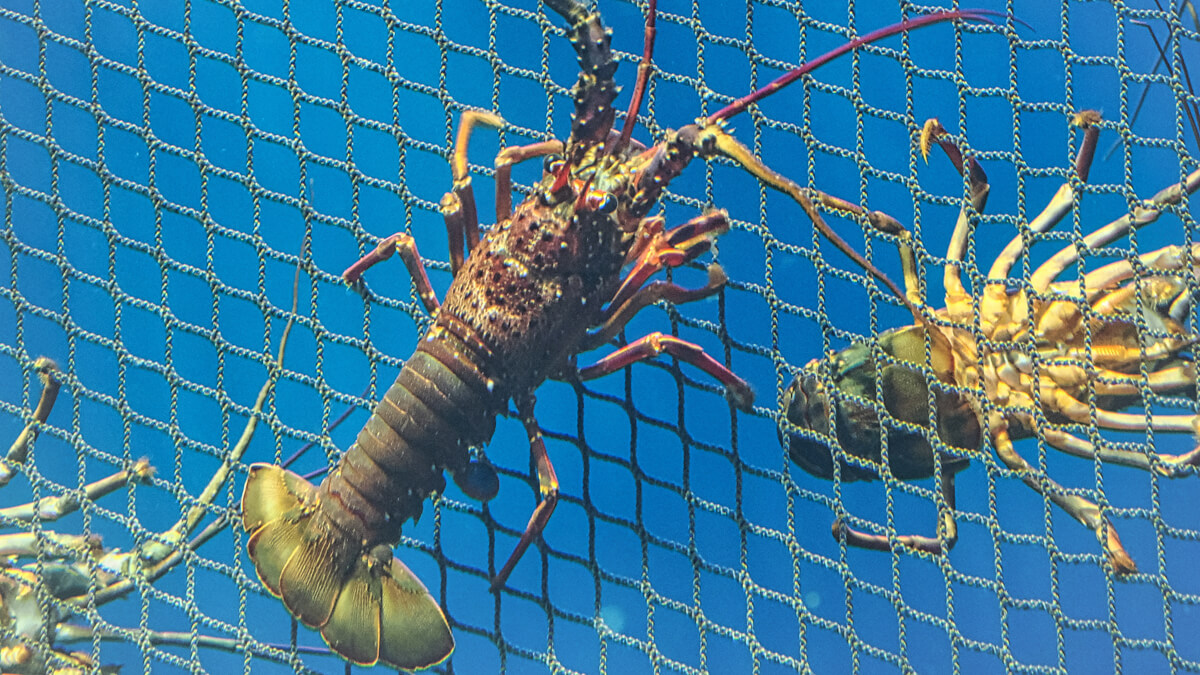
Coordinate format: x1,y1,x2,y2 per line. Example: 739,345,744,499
241,464,454,670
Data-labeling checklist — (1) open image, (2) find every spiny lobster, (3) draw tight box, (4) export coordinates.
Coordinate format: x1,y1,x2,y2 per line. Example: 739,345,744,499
240,1,997,669
783,112,1200,573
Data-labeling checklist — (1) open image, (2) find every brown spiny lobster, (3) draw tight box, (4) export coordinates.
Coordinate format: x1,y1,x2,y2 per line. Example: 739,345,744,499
783,112,1200,574
239,1,996,669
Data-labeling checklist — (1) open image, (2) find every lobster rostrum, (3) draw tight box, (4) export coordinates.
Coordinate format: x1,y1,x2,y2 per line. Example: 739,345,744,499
783,112,1200,574
239,1,997,669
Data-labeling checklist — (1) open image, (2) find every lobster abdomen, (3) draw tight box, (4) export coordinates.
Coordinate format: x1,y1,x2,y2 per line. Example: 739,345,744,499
241,321,501,670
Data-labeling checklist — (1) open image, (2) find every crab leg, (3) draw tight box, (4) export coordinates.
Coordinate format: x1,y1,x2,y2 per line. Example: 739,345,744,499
920,119,998,326
1031,167,1200,292
0,532,98,558
991,422,1137,574
1045,388,1199,434
1041,428,1200,477
832,461,959,556
138,267,300,565
988,112,1101,279
0,458,153,523
3,357,60,488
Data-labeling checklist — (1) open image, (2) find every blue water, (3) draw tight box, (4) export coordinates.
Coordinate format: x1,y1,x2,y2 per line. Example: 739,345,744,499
1,0,1197,673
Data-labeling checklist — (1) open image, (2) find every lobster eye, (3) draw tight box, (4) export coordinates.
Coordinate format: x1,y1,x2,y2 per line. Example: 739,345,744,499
596,192,617,214
543,156,564,175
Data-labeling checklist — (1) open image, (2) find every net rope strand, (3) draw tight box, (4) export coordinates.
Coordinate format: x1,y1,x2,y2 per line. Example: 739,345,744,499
1,0,1198,673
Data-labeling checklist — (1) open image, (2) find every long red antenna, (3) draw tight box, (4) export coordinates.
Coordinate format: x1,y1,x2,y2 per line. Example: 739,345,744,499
710,10,1002,122
616,0,657,151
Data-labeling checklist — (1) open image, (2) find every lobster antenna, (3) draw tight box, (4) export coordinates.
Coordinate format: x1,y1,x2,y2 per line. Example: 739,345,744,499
710,10,1003,123
616,0,657,151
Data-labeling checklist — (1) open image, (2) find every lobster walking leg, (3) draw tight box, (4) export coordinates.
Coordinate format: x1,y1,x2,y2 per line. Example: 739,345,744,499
342,233,442,314
833,463,959,555
492,396,558,590
444,111,504,271
495,140,565,221
991,423,1137,574
582,265,728,350
577,333,754,411
605,211,730,314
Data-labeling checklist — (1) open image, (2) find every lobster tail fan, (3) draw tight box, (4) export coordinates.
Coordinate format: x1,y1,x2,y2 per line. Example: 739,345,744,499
241,463,454,670
380,555,456,668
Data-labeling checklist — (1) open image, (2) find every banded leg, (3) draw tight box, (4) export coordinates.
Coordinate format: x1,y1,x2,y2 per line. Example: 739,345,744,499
583,265,728,351
992,422,1137,574
341,233,441,314
444,111,504,273
832,461,959,555
492,396,558,591
577,332,754,411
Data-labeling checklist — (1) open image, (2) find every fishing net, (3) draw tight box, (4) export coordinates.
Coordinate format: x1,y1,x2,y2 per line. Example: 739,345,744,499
1,0,1197,672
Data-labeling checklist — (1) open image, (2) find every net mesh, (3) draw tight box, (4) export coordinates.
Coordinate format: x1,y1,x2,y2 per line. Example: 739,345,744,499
1,0,1198,673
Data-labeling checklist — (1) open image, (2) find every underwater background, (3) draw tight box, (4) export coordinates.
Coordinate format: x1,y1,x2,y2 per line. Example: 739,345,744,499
2,0,1198,672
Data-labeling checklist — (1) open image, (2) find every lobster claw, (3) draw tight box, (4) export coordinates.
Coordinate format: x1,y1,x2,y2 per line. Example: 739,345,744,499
242,463,454,669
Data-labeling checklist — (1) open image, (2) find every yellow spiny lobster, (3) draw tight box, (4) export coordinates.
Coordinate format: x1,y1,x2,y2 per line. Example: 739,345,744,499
784,111,1200,573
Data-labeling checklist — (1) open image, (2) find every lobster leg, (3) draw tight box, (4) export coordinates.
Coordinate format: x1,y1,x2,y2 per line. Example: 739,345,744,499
991,422,1137,574
492,396,558,591
495,140,565,222
605,211,730,315
576,333,754,411
341,233,441,314
832,461,959,556
442,111,504,273
582,265,728,351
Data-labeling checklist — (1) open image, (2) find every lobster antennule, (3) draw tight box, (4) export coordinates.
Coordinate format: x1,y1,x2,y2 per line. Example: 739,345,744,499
710,10,1005,123
241,463,454,670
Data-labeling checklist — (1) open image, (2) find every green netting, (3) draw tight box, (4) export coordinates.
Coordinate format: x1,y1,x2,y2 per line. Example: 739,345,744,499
1,0,1198,673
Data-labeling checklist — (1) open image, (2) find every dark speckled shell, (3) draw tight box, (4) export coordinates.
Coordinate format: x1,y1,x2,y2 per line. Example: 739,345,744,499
440,196,627,395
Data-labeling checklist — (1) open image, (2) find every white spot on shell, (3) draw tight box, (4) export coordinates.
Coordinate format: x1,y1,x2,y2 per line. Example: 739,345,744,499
486,379,495,393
